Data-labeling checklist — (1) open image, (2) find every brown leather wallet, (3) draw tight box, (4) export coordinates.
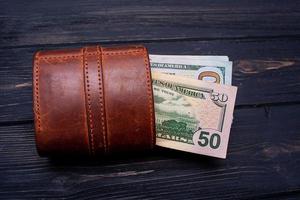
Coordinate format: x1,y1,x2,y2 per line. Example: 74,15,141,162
33,45,156,157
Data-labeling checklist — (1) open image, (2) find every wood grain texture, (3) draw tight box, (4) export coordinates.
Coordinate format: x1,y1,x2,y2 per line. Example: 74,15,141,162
1,0,300,199
0,105,300,199
1,0,300,48
1,39,300,123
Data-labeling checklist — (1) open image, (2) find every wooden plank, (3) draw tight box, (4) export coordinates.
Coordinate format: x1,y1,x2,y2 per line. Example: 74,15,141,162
1,0,300,48
1,39,300,123
1,1,299,199
0,104,299,199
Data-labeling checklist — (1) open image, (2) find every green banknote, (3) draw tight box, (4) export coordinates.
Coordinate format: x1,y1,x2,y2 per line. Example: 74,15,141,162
149,54,232,85
152,72,237,158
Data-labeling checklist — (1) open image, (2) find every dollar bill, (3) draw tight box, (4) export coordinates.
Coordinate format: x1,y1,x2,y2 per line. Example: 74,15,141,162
149,54,229,62
152,72,237,158
149,54,232,85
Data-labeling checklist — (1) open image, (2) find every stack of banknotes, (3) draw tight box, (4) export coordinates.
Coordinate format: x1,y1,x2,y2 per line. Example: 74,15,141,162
149,55,237,158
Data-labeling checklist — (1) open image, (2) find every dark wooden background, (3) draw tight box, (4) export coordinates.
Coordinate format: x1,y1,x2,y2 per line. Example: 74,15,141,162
1,0,300,199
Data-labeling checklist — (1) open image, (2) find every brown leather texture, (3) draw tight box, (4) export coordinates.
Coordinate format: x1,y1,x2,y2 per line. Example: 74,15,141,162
33,45,156,157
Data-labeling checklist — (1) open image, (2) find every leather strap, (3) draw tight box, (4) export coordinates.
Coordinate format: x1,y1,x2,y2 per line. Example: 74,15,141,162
33,45,155,157
83,46,107,156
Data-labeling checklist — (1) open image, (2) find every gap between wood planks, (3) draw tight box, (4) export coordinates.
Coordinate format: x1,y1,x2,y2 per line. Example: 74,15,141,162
1,34,300,50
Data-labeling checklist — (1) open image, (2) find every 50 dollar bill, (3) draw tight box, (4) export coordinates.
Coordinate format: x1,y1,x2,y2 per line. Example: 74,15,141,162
149,54,232,85
152,72,237,158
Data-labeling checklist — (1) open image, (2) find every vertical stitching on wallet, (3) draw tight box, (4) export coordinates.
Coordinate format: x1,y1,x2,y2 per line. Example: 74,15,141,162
99,46,110,153
34,53,41,133
83,47,95,155
96,46,107,154
142,48,155,148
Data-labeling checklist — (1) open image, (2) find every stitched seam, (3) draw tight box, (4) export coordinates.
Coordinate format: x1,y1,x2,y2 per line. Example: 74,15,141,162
96,46,107,154
102,50,142,55
100,47,110,152
38,50,143,60
142,48,155,148
34,54,41,133
40,55,82,59
83,48,95,155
